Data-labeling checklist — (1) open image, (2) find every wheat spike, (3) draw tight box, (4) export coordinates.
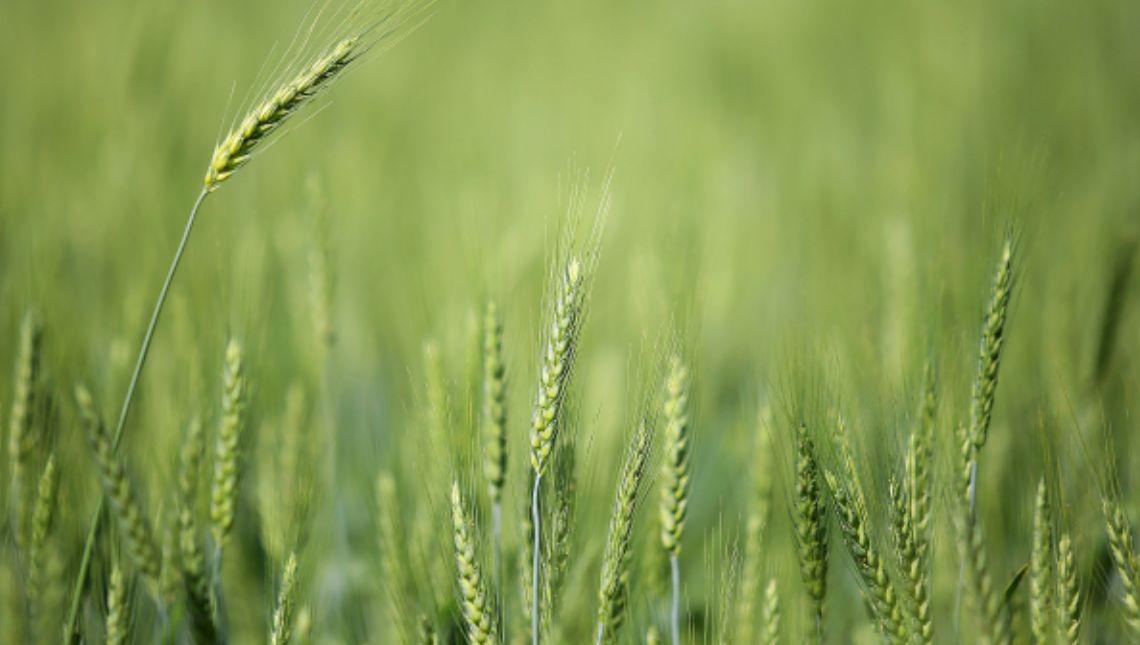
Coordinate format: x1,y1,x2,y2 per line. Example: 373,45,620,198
205,37,359,190
451,482,499,644
106,563,130,645
595,420,653,644
1029,478,1054,642
1103,499,1140,635
482,300,508,506
793,423,828,638
78,387,160,584
659,356,692,557
8,311,43,549
270,552,300,645
1055,532,1081,644
210,339,247,551
761,577,780,645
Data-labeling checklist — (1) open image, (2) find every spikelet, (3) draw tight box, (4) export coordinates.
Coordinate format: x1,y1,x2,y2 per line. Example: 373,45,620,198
529,258,586,477
595,421,653,643
176,416,216,642
1102,499,1140,635
106,563,130,645
451,482,498,644
204,37,359,190
969,239,1014,450
792,423,828,636
482,300,508,506
1055,532,1080,644
210,339,247,551
761,577,780,645
79,387,160,584
270,552,300,645
659,356,692,558
1029,479,1054,642
8,311,43,548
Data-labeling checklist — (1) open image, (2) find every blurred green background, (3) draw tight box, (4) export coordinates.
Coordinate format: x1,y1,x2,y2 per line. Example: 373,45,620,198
2,0,1140,641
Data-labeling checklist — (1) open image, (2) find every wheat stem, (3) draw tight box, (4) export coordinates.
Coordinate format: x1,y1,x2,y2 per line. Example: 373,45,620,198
65,188,208,643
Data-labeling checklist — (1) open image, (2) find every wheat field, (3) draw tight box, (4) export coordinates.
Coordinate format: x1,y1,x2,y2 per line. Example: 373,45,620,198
1,0,1140,642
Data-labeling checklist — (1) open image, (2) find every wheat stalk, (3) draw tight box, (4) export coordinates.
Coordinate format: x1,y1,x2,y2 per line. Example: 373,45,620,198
595,420,653,644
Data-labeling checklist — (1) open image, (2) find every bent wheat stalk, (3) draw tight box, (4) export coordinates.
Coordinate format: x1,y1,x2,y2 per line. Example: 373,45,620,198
65,29,381,643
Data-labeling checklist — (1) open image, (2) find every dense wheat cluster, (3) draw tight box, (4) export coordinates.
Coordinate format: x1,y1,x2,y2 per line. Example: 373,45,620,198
3,0,1140,642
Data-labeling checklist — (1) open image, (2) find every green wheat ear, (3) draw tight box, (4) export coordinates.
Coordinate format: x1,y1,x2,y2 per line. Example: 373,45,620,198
205,37,359,190
450,482,498,644
529,257,586,478
9,310,43,549
659,356,692,557
969,239,1014,451
1029,478,1055,642
78,386,160,585
1055,531,1081,645
210,338,248,552
792,423,828,637
482,299,508,506
595,420,653,644
105,562,130,645
270,552,300,645
1103,499,1140,635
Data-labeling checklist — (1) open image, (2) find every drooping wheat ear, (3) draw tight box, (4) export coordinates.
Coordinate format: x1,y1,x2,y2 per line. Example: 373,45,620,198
177,416,216,643
210,339,247,552
954,425,1005,645
27,454,59,619
204,37,360,190
659,356,692,559
969,239,1013,451
270,552,299,645
1103,499,1140,635
1055,532,1080,644
451,482,499,644
761,577,780,645
1030,478,1055,642
482,299,508,508
529,257,586,478
595,420,653,644
106,563,130,645
824,471,907,644
8,311,43,548
78,386,160,584
792,423,828,639
888,474,927,643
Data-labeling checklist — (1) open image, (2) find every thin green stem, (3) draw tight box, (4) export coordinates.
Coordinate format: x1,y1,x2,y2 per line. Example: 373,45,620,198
532,474,542,645
64,189,209,643
670,554,681,645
